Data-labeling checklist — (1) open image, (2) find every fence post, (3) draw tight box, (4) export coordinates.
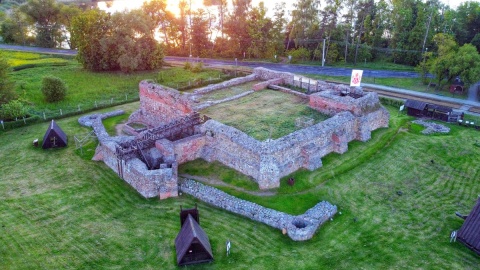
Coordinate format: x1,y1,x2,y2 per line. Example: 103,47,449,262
78,105,81,112
23,116,26,124
125,94,128,100
110,98,113,104
60,109,63,115
1,120,4,129
43,112,46,120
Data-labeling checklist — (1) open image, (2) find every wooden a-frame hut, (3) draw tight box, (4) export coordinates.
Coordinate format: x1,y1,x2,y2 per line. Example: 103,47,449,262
175,206,213,266
42,120,68,149
457,197,480,255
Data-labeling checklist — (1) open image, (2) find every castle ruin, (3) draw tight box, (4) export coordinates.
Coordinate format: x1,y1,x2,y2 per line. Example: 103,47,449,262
84,67,389,198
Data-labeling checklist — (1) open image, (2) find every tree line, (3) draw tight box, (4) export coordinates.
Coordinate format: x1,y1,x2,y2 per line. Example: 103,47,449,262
0,0,479,84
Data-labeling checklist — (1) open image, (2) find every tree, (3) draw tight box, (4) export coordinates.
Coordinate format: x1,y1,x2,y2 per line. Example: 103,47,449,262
288,0,320,50
190,9,211,57
70,9,111,71
0,7,30,45
451,1,480,48
142,0,176,51
20,0,62,48
41,76,67,103
247,2,273,58
224,0,252,57
71,9,164,73
0,54,16,105
58,4,82,49
271,2,287,57
427,33,480,91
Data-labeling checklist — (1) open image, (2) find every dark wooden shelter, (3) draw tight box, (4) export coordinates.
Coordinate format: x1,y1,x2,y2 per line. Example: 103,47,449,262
175,206,213,266
457,197,480,255
405,99,428,117
42,120,68,149
425,104,452,122
404,99,457,122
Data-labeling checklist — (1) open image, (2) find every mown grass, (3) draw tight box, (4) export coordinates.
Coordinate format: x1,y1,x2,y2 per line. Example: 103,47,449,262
157,67,224,86
3,51,70,68
201,90,330,140
1,100,480,269
2,102,480,269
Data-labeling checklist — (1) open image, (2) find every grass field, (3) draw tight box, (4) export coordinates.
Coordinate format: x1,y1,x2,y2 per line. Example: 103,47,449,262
201,90,330,141
1,101,480,269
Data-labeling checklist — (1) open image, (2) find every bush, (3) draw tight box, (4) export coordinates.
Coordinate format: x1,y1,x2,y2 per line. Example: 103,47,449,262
183,61,192,70
41,76,67,103
0,100,27,120
191,62,203,73
287,47,311,63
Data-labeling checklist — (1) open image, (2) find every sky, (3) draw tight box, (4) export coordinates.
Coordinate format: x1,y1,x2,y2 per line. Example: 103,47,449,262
98,0,468,15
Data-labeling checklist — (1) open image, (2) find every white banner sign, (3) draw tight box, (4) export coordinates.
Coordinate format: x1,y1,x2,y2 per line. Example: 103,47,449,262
350,70,363,87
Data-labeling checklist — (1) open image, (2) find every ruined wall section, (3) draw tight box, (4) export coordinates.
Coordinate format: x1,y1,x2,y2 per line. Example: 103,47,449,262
199,112,359,189
129,81,194,127
253,67,294,84
200,120,263,185
192,74,257,95
80,112,179,199
309,91,381,117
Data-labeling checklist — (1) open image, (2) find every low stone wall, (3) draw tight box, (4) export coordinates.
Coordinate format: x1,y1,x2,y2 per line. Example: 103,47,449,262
192,74,257,95
180,179,337,241
252,78,284,91
253,67,294,85
268,85,309,99
193,90,255,111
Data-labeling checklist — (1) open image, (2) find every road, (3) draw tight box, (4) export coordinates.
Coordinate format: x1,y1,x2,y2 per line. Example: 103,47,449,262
0,44,420,78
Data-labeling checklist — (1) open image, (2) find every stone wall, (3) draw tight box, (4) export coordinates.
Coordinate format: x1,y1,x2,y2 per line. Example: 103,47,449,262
309,91,381,117
79,111,179,199
253,67,294,84
180,179,337,241
192,74,257,95
199,112,362,189
128,81,194,128
80,67,389,198
252,78,284,91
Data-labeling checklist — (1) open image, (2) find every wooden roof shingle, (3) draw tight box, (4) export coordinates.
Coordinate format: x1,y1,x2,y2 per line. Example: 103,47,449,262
457,197,480,255
42,120,68,149
175,214,213,266
405,99,428,111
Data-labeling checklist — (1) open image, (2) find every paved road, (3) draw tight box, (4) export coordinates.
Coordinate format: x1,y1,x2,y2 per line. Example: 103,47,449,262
1,44,478,115
0,44,420,78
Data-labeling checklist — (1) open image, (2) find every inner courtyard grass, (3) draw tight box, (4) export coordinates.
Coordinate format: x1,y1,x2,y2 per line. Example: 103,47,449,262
1,101,479,269
201,90,330,141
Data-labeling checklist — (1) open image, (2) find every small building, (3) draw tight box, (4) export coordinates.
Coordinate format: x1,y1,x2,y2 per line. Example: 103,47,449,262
425,104,452,122
457,197,480,255
405,99,428,117
42,120,68,149
175,206,213,266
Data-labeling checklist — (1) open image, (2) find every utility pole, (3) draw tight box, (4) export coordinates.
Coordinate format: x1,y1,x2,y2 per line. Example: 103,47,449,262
322,39,326,67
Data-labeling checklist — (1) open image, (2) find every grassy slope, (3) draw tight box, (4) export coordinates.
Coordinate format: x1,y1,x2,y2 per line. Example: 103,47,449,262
1,102,480,269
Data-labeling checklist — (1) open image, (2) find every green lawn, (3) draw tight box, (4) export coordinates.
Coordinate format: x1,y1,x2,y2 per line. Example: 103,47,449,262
201,90,330,141
1,102,480,269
